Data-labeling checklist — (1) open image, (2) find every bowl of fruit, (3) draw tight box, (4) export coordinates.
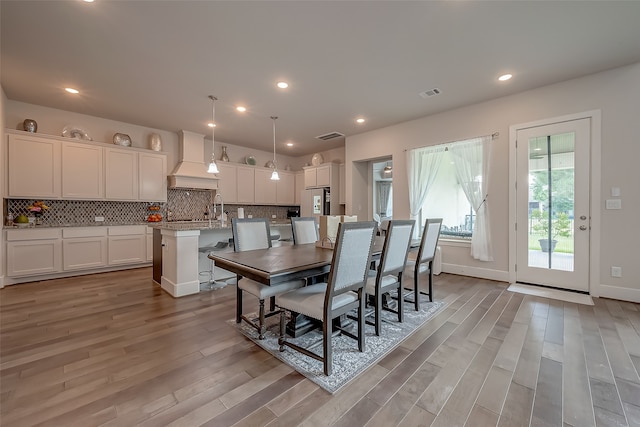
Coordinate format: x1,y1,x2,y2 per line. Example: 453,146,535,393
147,213,162,222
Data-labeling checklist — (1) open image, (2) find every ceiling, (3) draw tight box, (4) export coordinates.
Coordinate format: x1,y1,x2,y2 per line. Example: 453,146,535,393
2,1,640,157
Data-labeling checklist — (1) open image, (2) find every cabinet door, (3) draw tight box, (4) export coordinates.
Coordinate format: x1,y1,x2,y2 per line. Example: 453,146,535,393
7,239,62,277
146,234,153,262
138,152,167,201
304,168,317,188
316,165,331,187
105,148,138,200
63,237,108,270
216,163,238,204
295,171,304,205
8,133,61,198
62,142,104,199
254,169,277,204
236,166,255,203
276,171,295,205
108,235,146,265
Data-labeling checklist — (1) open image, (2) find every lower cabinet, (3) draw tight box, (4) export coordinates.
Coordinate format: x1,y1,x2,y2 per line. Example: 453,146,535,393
62,228,108,271
6,229,62,277
108,226,147,265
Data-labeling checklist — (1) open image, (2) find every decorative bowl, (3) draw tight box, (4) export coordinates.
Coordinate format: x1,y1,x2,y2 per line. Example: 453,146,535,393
113,133,132,147
245,156,257,166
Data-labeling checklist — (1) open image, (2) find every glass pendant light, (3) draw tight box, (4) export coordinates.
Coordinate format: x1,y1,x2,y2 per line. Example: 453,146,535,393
270,116,280,181
207,95,219,174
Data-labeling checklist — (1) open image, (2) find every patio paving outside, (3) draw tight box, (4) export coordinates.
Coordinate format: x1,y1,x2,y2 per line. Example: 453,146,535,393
528,250,574,271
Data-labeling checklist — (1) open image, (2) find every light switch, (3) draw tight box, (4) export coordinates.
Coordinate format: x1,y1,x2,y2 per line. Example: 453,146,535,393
611,187,621,197
605,199,622,210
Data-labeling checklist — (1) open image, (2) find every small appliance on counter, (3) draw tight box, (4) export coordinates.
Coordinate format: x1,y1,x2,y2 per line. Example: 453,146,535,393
287,208,300,219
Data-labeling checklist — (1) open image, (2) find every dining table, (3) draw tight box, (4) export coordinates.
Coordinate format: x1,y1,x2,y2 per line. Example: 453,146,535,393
209,236,420,336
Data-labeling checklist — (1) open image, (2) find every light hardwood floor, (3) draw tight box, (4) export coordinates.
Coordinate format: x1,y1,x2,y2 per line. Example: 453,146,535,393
1,268,639,426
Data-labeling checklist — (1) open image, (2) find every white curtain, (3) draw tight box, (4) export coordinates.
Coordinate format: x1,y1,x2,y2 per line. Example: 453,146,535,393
449,136,493,261
406,145,446,235
376,182,392,216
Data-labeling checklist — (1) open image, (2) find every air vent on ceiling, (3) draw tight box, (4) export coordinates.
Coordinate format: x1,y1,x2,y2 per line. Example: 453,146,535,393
418,88,441,98
315,131,345,141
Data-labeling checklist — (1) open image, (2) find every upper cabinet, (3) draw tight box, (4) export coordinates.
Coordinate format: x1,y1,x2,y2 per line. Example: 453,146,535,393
5,130,167,202
275,171,295,205
212,162,296,206
304,164,334,189
62,142,104,199
294,171,304,205
215,162,238,204
7,133,61,198
138,151,167,201
236,165,256,204
254,169,277,204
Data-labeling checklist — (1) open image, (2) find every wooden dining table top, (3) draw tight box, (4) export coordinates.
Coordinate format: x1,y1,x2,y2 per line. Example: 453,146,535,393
209,237,420,286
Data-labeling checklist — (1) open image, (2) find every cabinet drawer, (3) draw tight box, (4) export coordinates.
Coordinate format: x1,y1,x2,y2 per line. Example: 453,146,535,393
63,227,108,238
6,228,61,241
108,225,147,236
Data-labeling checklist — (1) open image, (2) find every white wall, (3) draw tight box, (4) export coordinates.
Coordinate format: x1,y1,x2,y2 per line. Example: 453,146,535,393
346,62,640,300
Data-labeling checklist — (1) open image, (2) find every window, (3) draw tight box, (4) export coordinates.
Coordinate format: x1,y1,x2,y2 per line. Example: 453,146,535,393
420,151,474,239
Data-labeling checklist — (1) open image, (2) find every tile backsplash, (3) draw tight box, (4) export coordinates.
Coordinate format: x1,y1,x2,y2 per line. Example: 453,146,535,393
5,189,299,225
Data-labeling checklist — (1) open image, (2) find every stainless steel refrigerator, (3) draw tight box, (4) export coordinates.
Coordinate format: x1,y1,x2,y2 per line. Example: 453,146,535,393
301,188,330,219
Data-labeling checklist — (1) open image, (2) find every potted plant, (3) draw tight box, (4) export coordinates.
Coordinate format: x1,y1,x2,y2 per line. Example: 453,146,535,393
531,210,572,252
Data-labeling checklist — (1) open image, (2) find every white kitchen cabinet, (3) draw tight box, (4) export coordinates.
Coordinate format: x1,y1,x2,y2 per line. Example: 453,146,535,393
6,228,62,277
216,163,238,204
303,164,333,189
105,148,138,200
254,169,277,204
304,167,317,189
61,142,104,199
138,151,167,202
62,227,108,271
146,227,153,262
236,165,255,204
108,225,147,265
7,133,61,198
294,171,304,205
276,171,295,205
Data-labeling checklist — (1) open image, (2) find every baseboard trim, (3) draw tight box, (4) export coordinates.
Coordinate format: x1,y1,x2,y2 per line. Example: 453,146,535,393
598,284,640,303
441,263,509,282
1,263,152,287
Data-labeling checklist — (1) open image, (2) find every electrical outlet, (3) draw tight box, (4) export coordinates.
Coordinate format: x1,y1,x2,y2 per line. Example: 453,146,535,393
272,214,277,219
611,266,622,278
95,216,105,222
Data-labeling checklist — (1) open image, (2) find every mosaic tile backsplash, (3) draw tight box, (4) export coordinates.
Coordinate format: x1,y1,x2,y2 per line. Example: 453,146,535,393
5,189,298,226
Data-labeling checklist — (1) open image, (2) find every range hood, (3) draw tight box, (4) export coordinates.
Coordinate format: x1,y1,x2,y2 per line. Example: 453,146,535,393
168,130,219,190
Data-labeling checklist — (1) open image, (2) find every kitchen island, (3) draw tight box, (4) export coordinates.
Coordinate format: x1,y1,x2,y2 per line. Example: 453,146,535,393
151,220,293,297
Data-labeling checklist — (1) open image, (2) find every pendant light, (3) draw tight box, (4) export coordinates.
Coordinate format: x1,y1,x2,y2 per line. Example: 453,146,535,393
207,95,219,174
383,161,393,175
270,116,280,181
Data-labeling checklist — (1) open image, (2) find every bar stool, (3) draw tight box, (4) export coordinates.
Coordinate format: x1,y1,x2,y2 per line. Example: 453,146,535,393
199,241,229,290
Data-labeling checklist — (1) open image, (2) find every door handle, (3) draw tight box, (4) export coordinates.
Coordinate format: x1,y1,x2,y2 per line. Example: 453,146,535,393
579,225,587,231
580,215,587,220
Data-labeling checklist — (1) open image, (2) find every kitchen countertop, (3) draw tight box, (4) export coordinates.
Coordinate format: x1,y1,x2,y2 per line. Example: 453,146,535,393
3,219,292,231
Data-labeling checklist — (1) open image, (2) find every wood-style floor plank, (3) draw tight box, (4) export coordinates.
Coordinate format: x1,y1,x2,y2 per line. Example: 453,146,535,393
1,267,639,426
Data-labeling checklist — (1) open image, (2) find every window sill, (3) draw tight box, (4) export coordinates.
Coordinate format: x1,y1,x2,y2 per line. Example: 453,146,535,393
438,238,471,248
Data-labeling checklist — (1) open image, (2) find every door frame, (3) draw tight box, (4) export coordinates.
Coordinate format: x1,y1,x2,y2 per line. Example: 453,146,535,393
508,110,601,296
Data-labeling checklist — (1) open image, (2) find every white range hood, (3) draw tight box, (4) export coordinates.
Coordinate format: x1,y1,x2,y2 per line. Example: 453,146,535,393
168,130,219,190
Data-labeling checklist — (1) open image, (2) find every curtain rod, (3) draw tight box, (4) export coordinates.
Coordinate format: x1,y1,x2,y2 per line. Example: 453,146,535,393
403,132,499,152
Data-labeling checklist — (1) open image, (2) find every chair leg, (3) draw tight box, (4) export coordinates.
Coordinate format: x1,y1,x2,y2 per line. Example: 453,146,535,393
236,283,242,323
428,266,433,303
414,271,420,311
358,291,366,351
269,296,276,312
278,311,286,351
258,299,266,340
324,315,332,375
398,277,404,323
375,288,382,336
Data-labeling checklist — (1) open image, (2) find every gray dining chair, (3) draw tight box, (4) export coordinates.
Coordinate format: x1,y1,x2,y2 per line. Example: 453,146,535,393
404,218,442,310
291,217,319,245
232,218,305,339
276,221,377,375
364,219,415,335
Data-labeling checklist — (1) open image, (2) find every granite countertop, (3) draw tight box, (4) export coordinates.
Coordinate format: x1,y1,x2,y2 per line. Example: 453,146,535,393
3,221,151,230
3,219,292,231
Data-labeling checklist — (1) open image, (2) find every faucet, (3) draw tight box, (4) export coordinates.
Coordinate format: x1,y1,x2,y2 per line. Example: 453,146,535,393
213,193,224,225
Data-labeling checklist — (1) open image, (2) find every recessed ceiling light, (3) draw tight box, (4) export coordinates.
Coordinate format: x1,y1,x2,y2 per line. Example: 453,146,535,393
208,122,216,128
498,74,513,82
277,81,289,89
356,118,365,124
236,106,247,112
65,87,79,94
83,0,95,3
286,142,293,147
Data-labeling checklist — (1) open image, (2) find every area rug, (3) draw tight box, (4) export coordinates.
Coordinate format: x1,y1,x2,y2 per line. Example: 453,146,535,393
228,297,445,394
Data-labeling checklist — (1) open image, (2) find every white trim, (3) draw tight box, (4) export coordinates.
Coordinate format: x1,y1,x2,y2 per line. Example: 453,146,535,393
597,285,640,304
442,263,509,282
438,238,471,248
508,110,601,296
0,263,151,286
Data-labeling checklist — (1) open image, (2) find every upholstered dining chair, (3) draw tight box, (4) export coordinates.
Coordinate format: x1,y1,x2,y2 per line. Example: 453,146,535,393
404,217,443,311
276,221,377,375
232,218,305,339
364,219,415,335
291,216,318,245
